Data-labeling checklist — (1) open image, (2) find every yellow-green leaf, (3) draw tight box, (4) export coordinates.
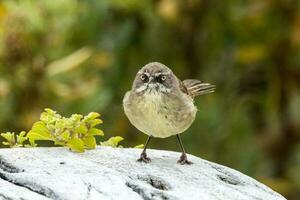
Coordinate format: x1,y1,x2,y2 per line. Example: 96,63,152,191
83,112,101,123
87,128,104,136
134,144,144,149
19,131,26,137
31,122,49,134
75,124,88,134
90,119,103,127
27,131,52,142
16,131,28,145
28,138,37,147
2,142,11,146
83,136,96,149
100,136,124,147
44,108,55,114
87,112,100,119
1,132,15,143
60,131,70,141
67,138,84,152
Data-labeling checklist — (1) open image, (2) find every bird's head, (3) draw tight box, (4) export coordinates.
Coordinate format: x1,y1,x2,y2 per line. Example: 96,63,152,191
132,62,177,95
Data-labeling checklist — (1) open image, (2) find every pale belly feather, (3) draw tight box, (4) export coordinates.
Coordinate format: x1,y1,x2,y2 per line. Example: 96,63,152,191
123,92,197,138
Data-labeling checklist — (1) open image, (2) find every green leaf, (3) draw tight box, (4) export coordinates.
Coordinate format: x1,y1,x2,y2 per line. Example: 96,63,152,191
87,128,104,136
31,122,50,135
89,119,103,127
67,138,84,152
40,108,61,123
83,136,96,149
60,131,70,141
2,142,11,146
27,130,52,142
55,120,66,129
28,139,37,147
19,131,26,137
134,144,144,149
75,124,88,134
1,132,15,144
16,131,28,145
44,108,56,114
70,114,83,122
54,140,65,146
100,136,124,147
86,112,100,120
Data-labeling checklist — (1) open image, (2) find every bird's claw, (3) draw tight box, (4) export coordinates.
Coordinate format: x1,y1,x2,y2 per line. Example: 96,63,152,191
137,152,151,163
177,153,193,165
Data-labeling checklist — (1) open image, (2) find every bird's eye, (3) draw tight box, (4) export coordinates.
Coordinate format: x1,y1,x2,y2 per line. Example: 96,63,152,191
140,74,148,82
160,75,166,81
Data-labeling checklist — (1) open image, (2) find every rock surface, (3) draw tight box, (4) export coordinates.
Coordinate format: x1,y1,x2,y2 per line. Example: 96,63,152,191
0,147,285,200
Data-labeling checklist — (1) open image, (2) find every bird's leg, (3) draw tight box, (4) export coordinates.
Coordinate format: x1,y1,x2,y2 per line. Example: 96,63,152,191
137,136,152,163
176,134,193,165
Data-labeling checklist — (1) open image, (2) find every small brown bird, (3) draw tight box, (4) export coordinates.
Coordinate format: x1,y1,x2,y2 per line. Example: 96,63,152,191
123,62,215,164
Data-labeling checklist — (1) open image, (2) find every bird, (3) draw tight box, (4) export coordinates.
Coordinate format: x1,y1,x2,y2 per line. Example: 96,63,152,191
123,62,215,164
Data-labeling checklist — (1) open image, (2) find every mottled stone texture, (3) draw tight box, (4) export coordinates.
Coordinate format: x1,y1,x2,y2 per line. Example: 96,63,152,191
0,147,286,200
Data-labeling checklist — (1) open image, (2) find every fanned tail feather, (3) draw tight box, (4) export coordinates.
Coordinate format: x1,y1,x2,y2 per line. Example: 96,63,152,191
183,79,215,98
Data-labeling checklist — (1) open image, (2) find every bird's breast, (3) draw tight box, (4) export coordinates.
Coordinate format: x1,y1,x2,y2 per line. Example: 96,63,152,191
124,92,197,138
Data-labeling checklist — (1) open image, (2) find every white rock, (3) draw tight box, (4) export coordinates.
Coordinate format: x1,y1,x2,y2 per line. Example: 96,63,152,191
0,147,285,200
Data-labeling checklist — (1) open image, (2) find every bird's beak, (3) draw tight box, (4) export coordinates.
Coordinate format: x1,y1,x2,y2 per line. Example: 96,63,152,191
146,76,159,91
148,76,156,84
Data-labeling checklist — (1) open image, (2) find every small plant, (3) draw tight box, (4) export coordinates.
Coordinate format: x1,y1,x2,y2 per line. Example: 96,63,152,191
27,108,104,152
1,131,28,147
1,109,106,152
1,108,143,152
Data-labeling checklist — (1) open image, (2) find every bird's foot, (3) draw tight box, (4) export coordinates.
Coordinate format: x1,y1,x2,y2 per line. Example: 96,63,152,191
177,153,193,165
137,151,151,163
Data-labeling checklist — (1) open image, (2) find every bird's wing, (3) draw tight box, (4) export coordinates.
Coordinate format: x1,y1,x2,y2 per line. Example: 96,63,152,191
182,79,215,98
178,79,189,95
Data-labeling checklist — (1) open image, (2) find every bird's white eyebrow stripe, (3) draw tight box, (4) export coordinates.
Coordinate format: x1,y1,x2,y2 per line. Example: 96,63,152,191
137,71,150,76
137,71,171,76
154,72,171,76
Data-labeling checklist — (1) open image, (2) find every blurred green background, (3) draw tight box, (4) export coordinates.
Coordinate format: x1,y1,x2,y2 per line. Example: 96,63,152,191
0,0,299,198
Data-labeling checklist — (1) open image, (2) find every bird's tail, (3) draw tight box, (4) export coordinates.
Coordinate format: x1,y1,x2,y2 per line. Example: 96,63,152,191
183,79,215,98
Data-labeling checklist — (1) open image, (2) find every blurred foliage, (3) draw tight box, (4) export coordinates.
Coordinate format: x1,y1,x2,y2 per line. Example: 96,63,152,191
0,0,299,199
